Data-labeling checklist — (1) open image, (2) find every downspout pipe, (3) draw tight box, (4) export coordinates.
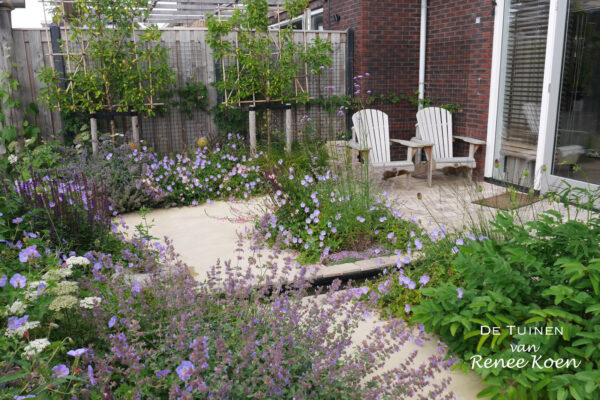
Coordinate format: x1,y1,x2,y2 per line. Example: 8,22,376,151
418,0,427,110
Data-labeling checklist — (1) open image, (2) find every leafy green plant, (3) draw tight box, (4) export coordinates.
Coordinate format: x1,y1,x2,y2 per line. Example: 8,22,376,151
38,0,175,117
207,0,332,105
0,73,42,172
134,206,158,241
206,0,332,148
412,202,600,400
406,90,462,114
172,80,209,117
212,104,247,134
59,110,88,145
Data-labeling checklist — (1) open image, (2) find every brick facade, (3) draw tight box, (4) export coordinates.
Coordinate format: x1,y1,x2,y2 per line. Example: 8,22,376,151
425,0,494,178
324,0,421,160
322,0,494,178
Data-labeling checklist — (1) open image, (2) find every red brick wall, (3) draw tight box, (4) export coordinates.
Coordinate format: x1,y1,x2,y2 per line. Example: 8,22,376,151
323,0,494,177
325,0,421,160
425,0,494,178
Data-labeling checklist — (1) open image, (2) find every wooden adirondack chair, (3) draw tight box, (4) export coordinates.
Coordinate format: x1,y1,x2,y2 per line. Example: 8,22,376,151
415,107,485,181
348,109,434,187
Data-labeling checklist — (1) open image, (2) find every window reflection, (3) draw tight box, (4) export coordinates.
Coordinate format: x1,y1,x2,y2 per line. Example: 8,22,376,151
553,2,600,184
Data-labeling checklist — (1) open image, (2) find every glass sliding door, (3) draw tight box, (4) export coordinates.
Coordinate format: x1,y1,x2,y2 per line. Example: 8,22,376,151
493,0,551,187
552,1,600,185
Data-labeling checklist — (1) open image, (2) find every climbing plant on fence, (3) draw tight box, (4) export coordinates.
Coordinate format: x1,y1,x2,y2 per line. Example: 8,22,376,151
206,0,333,106
38,0,175,118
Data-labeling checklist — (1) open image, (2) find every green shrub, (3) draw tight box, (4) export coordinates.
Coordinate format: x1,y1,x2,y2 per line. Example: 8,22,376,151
371,227,462,318
258,155,416,263
412,208,600,399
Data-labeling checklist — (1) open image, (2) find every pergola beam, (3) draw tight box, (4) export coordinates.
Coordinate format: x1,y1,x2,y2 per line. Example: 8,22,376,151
0,0,25,9
147,0,286,23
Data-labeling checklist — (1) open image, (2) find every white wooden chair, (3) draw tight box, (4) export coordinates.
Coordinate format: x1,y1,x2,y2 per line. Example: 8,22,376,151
415,107,485,181
347,109,434,187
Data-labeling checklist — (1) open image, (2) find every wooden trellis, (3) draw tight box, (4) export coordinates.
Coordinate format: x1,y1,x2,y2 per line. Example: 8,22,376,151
40,0,166,112
40,0,172,152
214,4,317,107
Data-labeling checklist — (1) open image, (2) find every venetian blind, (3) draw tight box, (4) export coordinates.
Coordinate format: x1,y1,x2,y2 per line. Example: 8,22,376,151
501,0,550,145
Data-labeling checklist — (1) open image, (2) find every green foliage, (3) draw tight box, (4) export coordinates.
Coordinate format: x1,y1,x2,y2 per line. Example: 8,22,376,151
59,110,88,145
0,73,42,172
10,142,63,179
38,0,175,116
405,90,462,114
412,203,600,399
134,206,158,241
372,231,462,319
206,0,333,105
212,104,247,134
171,80,209,117
305,89,461,116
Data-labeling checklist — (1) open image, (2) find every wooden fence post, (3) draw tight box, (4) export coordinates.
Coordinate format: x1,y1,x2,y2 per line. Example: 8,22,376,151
249,106,256,154
90,117,98,155
131,114,140,144
285,104,292,153
0,2,26,151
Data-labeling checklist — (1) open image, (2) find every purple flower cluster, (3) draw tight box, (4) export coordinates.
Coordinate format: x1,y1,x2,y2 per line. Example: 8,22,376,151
258,162,415,263
8,170,112,251
76,238,453,399
139,134,263,207
50,134,264,214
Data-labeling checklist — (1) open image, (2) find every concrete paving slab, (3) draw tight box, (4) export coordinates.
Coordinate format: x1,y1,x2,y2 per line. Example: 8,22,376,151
119,199,284,281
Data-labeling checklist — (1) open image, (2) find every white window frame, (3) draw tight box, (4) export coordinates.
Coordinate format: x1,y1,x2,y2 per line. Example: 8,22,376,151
487,0,598,193
537,1,599,193
268,7,323,31
484,0,506,177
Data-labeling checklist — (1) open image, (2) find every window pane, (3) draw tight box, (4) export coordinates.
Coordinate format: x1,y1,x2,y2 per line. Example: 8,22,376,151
311,14,323,30
493,0,550,186
553,1,600,184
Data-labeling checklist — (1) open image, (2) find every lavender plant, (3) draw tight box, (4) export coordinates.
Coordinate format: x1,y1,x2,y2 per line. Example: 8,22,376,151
77,238,455,399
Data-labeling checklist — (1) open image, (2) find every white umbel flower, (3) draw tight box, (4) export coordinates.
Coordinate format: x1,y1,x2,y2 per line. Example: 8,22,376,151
50,281,78,296
5,321,41,338
23,338,51,358
79,296,102,309
42,267,73,281
48,295,78,312
65,256,90,267
8,154,18,165
6,300,27,316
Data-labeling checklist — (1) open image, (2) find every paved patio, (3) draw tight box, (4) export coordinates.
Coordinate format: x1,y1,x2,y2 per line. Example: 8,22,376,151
378,169,581,232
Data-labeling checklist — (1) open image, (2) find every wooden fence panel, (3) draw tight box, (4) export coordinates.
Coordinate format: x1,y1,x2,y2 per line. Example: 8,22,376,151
11,28,347,153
